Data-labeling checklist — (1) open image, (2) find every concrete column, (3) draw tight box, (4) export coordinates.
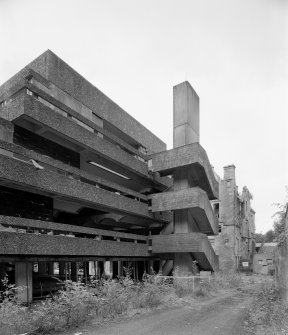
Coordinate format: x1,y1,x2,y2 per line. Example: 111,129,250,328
38,262,47,275
59,262,65,278
15,262,33,304
84,262,89,283
48,262,54,275
173,82,200,277
118,261,123,277
71,262,77,281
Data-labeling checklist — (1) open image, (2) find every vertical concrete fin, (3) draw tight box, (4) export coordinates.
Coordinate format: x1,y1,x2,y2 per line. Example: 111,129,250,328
173,81,199,148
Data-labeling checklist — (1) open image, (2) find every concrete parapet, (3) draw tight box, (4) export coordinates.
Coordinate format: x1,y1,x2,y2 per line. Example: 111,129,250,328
151,233,218,271
0,231,150,258
149,143,218,199
150,187,218,235
0,153,166,222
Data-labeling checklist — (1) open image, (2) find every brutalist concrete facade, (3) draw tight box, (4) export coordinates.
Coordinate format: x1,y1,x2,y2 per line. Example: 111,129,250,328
209,165,256,272
149,82,219,276
0,51,218,302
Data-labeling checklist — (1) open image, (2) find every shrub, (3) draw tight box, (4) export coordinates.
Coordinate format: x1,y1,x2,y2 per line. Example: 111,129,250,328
0,272,176,335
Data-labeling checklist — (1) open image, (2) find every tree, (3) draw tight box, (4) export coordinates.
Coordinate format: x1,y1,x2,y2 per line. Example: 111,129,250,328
272,188,288,239
255,233,265,243
264,229,275,242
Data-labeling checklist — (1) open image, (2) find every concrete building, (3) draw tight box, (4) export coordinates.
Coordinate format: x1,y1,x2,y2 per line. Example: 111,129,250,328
0,50,218,303
209,165,256,272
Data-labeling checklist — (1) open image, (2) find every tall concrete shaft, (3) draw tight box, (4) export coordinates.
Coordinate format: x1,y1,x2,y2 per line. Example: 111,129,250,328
173,81,199,147
173,81,200,275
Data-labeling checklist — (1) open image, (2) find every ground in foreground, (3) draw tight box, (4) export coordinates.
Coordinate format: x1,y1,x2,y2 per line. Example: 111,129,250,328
63,275,269,335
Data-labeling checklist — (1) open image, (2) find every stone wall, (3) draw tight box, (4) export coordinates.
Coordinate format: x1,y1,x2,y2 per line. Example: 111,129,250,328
275,210,288,301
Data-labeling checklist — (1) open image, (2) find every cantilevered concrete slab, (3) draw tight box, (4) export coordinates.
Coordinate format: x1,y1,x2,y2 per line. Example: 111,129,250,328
150,187,218,235
1,92,171,191
0,232,150,259
0,50,166,154
0,153,169,224
3,92,148,177
149,143,218,200
151,233,218,271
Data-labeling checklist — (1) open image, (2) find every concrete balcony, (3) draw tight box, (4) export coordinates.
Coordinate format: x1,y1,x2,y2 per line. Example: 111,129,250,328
0,231,150,260
150,233,219,271
150,187,218,235
3,92,149,177
0,153,168,224
149,143,218,199
1,92,171,191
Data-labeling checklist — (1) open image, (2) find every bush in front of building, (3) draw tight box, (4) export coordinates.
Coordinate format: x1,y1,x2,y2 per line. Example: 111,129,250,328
0,273,174,335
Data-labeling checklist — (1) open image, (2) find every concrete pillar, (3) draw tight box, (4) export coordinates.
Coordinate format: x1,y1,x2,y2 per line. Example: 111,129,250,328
38,262,47,275
71,262,77,281
59,262,65,278
173,82,200,277
83,262,89,283
118,261,123,277
48,262,54,275
15,262,33,304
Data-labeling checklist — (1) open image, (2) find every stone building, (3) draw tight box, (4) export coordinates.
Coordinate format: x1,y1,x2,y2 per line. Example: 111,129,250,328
253,242,276,275
209,165,255,272
0,50,218,302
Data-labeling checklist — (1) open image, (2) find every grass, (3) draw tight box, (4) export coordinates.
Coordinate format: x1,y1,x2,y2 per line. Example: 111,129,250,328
245,282,288,335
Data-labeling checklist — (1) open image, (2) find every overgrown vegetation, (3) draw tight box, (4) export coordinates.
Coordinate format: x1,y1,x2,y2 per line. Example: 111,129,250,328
0,271,174,335
245,282,288,335
0,271,246,335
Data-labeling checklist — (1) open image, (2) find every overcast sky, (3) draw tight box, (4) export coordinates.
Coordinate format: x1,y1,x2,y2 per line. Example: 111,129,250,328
0,0,287,233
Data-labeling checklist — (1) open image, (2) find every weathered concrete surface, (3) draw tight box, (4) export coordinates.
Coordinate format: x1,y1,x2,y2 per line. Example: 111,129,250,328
0,231,150,258
0,50,166,154
150,187,218,235
151,233,218,271
173,81,199,147
4,92,148,177
149,143,218,200
0,137,148,201
0,215,148,242
0,153,167,223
